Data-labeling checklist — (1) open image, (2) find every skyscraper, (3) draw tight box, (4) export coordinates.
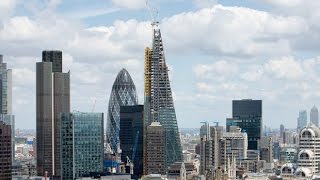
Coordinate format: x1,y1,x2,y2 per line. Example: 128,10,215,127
310,105,318,126
0,55,15,163
145,122,166,175
297,110,307,132
144,23,183,168
119,105,144,177
227,99,262,150
106,68,138,154
61,112,104,179
0,121,11,180
280,124,284,140
36,50,70,177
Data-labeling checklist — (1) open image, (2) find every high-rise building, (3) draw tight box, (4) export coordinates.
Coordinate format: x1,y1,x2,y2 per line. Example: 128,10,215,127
0,121,11,180
280,124,284,140
199,123,212,176
259,136,273,163
106,68,138,154
0,55,15,163
144,22,182,168
297,123,320,174
119,105,144,177
297,110,307,132
145,122,166,175
60,112,104,179
310,105,318,127
227,99,262,150
36,50,70,177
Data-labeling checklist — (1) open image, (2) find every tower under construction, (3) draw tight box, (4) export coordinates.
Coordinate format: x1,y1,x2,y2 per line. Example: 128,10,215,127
144,23,183,169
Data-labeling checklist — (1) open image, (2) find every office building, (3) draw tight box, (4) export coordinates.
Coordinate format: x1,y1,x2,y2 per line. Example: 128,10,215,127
144,21,182,168
145,122,166,175
199,123,212,176
106,68,138,154
310,105,318,127
61,112,104,179
36,50,70,177
297,110,307,132
298,123,320,174
119,105,144,177
222,127,248,165
227,99,262,150
0,55,15,164
259,136,273,163
280,124,284,140
0,121,11,180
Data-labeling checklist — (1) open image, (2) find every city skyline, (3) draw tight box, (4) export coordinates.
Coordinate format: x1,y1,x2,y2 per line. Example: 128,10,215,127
1,0,320,129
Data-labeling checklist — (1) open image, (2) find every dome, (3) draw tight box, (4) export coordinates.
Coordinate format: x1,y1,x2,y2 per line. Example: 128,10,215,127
300,123,320,138
106,68,138,153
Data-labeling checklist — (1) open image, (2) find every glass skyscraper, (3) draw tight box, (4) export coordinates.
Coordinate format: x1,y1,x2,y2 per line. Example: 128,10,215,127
144,23,183,168
119,105,144,178
61,112,104,179
227,99,262,150
297,110,307,132
106,68,138,154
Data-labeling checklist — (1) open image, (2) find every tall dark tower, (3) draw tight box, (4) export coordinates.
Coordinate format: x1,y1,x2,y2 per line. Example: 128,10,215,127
227,99,262,150
36,50,70,177
144,22,183,169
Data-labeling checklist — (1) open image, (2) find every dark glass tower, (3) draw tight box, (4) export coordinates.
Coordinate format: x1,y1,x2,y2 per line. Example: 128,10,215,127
119,105,144,178
227,99,262,150
36,50,70,177
106,69,138,154
144,23,183,168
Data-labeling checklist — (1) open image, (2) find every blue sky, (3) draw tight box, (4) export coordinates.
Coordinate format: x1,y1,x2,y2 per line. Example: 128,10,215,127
1,0,320,129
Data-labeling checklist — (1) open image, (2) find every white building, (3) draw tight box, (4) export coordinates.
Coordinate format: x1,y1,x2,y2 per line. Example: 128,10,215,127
298,123,320,176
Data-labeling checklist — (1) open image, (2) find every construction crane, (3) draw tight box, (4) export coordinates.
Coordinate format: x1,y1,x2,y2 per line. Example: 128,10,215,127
145,0,159,27
126,156,134,175
213,121,220,126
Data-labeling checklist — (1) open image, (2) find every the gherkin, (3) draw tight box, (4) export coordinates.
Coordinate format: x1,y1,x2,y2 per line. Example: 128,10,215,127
107,68,138,153
144,24,183,168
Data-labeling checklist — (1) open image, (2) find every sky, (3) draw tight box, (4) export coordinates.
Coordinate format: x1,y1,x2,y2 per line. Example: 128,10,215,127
1,0,320,130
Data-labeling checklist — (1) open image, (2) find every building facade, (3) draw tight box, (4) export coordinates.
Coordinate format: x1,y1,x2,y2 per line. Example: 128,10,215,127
61,112,104,179
227,99,262,150
310,105,319,127
145,122,166,175
119,105,144,177
0,55,15,164
259,136,273,163
36,50,70,177
297,110,307,132
0,121,11,180
106,68,138,154
297,123,320,174
144,23,183,168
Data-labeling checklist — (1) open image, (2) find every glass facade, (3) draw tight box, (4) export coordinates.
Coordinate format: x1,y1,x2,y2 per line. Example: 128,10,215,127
106,69,138,153
61,112,104,179
144,25,183,168
228,99,262,150
119,105,144,178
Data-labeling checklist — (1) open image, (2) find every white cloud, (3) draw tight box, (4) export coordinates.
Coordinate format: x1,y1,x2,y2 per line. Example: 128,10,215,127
112,0,146,10
161,5,309,57
264,56,305,80
0,0,16,19
193,0,217,8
